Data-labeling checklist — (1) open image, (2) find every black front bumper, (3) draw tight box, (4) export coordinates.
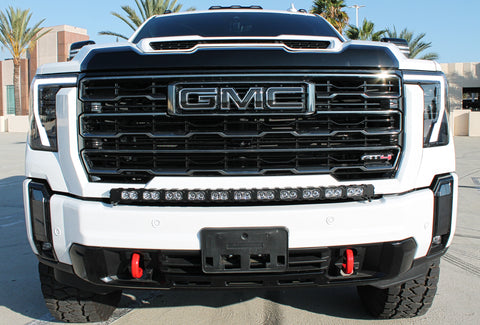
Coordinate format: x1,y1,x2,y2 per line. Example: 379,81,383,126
37,237,446,293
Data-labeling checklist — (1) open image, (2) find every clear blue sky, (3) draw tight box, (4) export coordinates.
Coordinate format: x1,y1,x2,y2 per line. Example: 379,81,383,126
1,0,478,63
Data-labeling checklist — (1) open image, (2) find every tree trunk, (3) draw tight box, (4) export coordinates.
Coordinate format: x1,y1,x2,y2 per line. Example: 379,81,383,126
13,59,21,116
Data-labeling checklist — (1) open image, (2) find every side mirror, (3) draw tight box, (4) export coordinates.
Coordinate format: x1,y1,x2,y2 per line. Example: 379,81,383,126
68,40,96,61
381,38,410,58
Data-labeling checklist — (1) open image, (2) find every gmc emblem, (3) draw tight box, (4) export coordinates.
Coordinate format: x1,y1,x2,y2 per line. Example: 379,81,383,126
168,82,314,115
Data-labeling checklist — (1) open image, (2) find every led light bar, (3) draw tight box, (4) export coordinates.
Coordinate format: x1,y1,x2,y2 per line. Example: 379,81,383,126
110,185,374,205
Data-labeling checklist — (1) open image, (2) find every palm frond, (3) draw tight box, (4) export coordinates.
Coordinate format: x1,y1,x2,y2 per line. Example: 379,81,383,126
98,31,129,40
311,0,349,33
0,6,48,59
387,26,437,60
119,6,143,28
101,0,193,39
0,6,49,114
345,19,385,41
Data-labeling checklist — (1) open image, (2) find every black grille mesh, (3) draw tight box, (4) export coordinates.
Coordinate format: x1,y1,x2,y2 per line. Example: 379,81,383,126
79,74,402,183
149,39,331,51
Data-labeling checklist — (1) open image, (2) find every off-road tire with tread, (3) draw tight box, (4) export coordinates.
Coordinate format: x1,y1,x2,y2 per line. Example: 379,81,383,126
38,263,122,323
357,258,440,319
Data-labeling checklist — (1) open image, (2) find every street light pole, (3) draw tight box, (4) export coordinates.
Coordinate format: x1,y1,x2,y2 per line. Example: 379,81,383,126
348,4,366,28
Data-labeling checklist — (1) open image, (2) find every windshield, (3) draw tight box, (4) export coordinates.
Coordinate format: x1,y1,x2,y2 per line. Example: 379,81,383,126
132,12,341,43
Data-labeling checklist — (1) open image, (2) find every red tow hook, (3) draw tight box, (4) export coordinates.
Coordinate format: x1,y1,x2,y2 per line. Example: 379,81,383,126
341,249,354,276
131,253,144,279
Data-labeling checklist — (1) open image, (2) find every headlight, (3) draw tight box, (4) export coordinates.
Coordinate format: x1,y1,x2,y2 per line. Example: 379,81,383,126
421,80,449,147
29,77,76,151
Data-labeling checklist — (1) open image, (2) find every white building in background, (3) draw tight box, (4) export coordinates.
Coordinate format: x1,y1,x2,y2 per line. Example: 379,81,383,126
440,62,480,136
0,25,88,132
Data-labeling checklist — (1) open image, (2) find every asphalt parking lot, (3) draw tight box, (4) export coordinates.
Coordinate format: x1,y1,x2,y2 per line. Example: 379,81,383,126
0,133,479,325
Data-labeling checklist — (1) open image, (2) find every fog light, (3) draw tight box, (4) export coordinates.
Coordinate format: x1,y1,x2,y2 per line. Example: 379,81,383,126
432,235,442,245
42,242,53,251
325,187,343,199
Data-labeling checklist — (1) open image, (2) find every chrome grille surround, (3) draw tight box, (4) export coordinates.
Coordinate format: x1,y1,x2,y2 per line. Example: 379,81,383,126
79,73,403,183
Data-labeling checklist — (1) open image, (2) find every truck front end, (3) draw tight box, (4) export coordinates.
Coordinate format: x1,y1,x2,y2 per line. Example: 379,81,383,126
24,9,456,322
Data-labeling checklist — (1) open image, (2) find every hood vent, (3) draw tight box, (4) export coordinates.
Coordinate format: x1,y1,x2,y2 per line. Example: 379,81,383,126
150,39,331,51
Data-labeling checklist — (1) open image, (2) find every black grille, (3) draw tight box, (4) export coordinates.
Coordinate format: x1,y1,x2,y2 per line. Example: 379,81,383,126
79,74,402,183
150,41,198,50
149,39,331,51
283,40,330,49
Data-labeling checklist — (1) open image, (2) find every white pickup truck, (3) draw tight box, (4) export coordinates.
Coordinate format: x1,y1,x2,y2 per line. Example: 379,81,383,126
24,7,456,322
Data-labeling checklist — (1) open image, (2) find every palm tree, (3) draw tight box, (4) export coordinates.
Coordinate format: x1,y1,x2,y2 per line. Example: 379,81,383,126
0,7,49,115
386,27,438,60
311,0,349,34
99,0,194,40
346,19,386,41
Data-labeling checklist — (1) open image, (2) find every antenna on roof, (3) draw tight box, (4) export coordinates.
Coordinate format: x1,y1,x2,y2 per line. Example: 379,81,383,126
288,3,297,12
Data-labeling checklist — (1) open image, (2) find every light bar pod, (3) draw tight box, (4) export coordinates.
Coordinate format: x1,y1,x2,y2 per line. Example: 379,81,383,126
110,185,374,205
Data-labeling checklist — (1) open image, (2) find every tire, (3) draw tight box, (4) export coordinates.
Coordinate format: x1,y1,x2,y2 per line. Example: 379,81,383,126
357,259,440,319
38,263,122,323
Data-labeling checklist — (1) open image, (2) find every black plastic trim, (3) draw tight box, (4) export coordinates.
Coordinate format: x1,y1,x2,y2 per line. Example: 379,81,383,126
62,238,418,290
428,174,454,255
28,180,57,261
370,250,446,289
39,245,447,293
80,44,399,72
37,257,118,295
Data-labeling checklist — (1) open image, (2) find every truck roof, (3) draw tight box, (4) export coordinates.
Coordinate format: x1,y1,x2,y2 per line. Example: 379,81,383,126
130,10,344,43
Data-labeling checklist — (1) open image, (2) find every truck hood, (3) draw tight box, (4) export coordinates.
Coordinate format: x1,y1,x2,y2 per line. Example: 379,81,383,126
36,38,441,75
